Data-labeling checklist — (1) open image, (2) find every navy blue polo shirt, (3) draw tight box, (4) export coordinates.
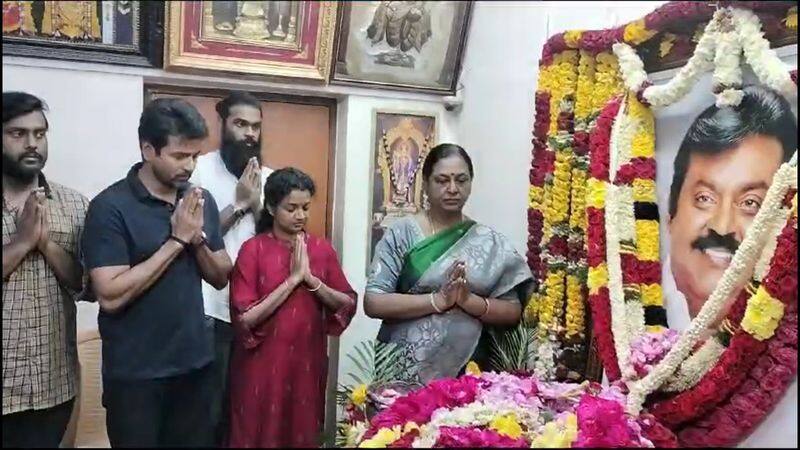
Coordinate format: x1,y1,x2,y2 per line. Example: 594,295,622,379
82,163,225,381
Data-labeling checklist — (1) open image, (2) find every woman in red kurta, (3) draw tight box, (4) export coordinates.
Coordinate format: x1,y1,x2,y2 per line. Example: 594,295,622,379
228,168,356,448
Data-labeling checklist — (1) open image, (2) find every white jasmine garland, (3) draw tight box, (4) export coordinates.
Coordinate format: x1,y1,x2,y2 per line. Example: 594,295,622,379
732,8,796,98
712,20,744,107
533,337,557,379
627,165,798,414
612,186,636,243
613,42,648,92
641,14,720,108
716,88,745,108
711,26,743,88
754,206,791,280
605,98,640,381
606,183,635,381
660,336,726,392
626,300,646,343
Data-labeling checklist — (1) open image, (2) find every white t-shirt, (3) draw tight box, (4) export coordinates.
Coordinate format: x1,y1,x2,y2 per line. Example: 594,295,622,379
190,151,271,322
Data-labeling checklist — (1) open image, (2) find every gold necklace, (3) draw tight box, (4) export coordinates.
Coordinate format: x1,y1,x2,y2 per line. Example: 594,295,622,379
427,210,438,235
426,210,463,236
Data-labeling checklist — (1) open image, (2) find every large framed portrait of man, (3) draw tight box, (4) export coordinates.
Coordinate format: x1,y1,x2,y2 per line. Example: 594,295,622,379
654,48,798,334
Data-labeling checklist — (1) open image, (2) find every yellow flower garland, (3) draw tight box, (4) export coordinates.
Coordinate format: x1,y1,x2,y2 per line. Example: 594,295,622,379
593,52,624,112
565,274,585,339
624,19,657,45
528,46,627,378
588,264,609,295
575,50,597,120
740,195,796,341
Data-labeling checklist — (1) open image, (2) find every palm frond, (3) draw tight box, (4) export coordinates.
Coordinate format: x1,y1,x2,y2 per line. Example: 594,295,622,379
487,323,537,372
341,340,404,391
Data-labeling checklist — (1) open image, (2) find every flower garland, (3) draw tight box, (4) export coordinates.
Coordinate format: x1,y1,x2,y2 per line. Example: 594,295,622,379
614,6,797,109
596,91,669,382
733,7,797,98
527,45,624,381
711,10,745,107
613,14,718,107
527,50,580,379
586,97,623,381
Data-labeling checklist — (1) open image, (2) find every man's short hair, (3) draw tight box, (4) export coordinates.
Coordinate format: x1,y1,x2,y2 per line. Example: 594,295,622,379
215,91,261,121
138,98,209,153
669,85,797,217
3,91,49,127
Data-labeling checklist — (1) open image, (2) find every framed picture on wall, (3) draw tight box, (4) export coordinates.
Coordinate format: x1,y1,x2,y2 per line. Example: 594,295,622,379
163,1,337,81
366,110,437,271
332,1,472,94
1,1,164,67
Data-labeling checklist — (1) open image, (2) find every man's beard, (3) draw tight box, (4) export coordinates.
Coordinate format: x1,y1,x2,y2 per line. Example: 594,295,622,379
2,151,43,183
220,131,260,178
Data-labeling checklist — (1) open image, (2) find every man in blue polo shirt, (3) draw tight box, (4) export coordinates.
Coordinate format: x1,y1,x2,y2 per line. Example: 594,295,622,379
82,98,233,447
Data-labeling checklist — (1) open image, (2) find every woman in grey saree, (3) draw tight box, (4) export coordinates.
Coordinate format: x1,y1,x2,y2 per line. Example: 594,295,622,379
364,144,534,384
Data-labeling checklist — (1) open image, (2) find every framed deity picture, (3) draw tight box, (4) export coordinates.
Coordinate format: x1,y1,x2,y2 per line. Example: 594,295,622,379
1,1,164,67
164,1,337,81
366,110,437,271
332,1,472,94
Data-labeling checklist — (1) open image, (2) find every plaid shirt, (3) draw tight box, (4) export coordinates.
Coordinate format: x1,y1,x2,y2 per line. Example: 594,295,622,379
2,176,89,415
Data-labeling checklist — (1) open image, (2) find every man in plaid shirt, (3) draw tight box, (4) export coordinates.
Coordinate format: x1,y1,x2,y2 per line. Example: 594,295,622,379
2,92,90,447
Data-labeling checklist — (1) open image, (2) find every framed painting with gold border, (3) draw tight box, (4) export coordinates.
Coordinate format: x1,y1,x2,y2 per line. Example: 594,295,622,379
2,1,163,67
366,109,438,273
164,1,337,81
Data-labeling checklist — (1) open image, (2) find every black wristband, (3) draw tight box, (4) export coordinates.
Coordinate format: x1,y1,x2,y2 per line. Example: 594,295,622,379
169,235,189,248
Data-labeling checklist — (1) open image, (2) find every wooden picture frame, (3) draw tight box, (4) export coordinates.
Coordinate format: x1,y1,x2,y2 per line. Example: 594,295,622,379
366,109,437,273
2,1,164,67
332,1,472,94
163,1,337,81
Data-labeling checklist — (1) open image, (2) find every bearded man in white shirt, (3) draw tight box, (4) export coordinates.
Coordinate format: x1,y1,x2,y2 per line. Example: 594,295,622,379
189,91,272,446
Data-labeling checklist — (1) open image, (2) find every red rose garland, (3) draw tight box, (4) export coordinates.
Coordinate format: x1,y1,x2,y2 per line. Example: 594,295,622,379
586,97,622,381
527,91,552,283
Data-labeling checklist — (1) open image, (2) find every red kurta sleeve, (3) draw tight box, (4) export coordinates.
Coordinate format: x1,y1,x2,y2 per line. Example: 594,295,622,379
322,242,357,336
230,238,267,349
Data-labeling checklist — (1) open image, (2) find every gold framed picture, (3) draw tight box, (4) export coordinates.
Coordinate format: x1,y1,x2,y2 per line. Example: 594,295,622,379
366,110,437,271
164,1,337,81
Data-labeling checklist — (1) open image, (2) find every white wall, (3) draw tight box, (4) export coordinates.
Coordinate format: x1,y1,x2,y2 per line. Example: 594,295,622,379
2,65,144,331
